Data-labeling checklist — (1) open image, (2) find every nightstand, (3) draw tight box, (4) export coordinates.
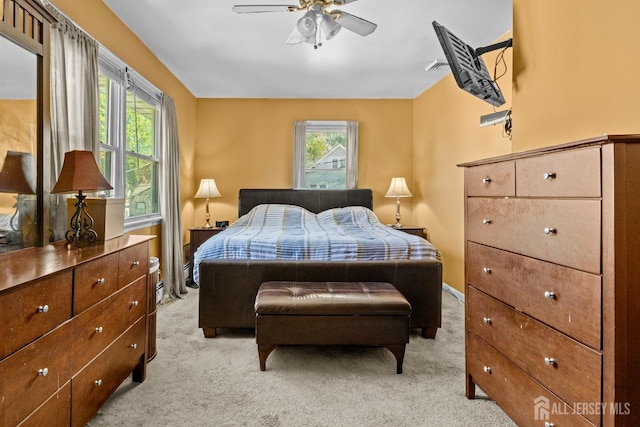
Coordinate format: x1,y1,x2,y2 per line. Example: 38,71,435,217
188,227,225,288
391,225,427,239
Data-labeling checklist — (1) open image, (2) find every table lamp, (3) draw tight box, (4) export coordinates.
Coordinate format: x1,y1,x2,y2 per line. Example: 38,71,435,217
0,151,36,243
385,177,412,228
51,150,113,246
194,178,221,228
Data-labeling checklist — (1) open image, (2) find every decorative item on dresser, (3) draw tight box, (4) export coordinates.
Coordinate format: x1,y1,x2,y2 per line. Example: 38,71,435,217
459,134,640,426
0,235,155,426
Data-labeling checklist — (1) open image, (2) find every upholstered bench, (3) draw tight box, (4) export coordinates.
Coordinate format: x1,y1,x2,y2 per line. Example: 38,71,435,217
254,281,411,374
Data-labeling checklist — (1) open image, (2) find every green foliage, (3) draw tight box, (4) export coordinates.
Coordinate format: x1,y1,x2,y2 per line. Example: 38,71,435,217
305,131,346,166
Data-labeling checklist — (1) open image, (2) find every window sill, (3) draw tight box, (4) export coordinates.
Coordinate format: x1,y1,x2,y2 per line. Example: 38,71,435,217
124,214,162,233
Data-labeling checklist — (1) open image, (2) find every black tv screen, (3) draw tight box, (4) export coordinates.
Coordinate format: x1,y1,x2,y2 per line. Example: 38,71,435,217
432,20,505,107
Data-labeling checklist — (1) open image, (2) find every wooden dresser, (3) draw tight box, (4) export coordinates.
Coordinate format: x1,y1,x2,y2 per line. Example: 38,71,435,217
460,135,640,426
0,235,154,426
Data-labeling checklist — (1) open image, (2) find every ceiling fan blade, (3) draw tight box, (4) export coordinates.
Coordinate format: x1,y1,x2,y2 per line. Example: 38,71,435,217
333,10,377,36
232,5,296,13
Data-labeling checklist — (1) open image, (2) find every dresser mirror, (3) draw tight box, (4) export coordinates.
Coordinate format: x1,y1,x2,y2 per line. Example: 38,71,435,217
0,34,38,252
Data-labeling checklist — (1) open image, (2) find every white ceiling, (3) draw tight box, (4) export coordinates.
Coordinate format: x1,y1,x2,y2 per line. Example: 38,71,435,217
88,0,507,100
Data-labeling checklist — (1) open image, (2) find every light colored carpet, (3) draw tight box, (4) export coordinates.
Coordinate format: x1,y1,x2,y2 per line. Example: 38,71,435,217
88,289,516,427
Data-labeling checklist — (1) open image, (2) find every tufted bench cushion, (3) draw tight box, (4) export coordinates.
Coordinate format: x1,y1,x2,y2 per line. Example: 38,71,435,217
255,281,411,374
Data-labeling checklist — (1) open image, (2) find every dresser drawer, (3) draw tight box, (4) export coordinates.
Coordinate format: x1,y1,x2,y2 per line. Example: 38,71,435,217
467,286,601,421
18,381,71,427
0,321,74,426
71,276,146,373
466,242,602,349
71,317,146,427
74,252,120,314
119,242,149,288
0,270,72,359
516,147,601,197
467,197,601,273
467,332,597,427
465,161,515,197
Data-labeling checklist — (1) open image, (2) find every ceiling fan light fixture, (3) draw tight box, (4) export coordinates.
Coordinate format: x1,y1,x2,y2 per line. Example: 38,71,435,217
296,10,317,38
320,13,342,40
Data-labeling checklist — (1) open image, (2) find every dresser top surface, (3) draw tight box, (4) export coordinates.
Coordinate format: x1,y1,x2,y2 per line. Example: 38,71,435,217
457,134,640,168
0,235,155,293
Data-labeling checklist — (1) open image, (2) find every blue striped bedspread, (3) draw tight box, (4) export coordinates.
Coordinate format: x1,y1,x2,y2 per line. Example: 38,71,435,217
193,204,441,284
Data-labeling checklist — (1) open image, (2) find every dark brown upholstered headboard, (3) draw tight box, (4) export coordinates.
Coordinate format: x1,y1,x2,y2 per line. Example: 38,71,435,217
238,189,373,217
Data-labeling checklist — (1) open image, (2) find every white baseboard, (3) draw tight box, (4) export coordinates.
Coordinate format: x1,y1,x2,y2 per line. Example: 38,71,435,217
442,282,464,304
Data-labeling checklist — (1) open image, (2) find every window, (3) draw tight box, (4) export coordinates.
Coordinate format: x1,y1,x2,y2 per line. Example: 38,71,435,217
98,48,161,228
293,120,358,189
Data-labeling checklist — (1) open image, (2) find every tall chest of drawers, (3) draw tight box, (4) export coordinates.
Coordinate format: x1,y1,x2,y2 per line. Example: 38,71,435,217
0,235,154,426
460,135,640,427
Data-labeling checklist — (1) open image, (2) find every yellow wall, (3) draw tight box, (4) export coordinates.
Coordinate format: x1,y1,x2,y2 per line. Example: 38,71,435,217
511,0,640,151
193,98,414,225
49,0,198,259
412,33,513,292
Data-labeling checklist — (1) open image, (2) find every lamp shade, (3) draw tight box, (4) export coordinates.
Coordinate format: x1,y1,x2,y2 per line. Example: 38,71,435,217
385,177,412,198
51,150,113,194
0,151,36,194
194,178,221,199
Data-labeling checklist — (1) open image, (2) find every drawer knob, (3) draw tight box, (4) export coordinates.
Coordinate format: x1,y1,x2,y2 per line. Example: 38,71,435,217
95,326,104,334
482,219,492,225
544,357,556,366
482,177,491,184
483,366,491,374
132,261,140,266
36,305,49,313
130,343,138,349
543,172,557,180
97,277,105,285
544,291,556,300
545,422,555,427
482,317,492,325
543,227,556,235
131,300,139,307
37,368,49,377
95,379,103,387
482,267,491,274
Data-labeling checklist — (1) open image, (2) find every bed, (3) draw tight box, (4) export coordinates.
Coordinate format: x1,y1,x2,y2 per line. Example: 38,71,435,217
196,189,443,338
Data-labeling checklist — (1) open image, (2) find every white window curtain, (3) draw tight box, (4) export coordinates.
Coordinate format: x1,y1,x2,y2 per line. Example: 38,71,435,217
293,120,358,189
346,120,359,189
46,4,99,241
293,121,307,188
159,94,185,300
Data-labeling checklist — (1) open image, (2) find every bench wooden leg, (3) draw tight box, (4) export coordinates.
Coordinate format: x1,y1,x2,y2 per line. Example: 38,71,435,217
385,344,406,374
258,344,277,371
202,327,216,338
421,327,437,339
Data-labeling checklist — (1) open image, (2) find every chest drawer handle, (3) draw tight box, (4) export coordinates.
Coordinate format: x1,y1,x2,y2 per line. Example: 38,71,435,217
97,277,105,285
483,366,491,374
131,300,139,307
132,261,140,266
482,177,491,184
95,326,104,334
37,368,49,377
95,379,103,387
544,357,556,366
37,305,49,313
543,172,556,180
544,291,556,300
482,219,492,225
543,227,556,235
482,317,492,325
482,267,491,274
545,422,555,427
130,343,138,349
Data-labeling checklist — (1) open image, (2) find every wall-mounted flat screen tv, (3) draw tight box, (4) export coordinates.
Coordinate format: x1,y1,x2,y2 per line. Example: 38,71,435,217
432,20,511,107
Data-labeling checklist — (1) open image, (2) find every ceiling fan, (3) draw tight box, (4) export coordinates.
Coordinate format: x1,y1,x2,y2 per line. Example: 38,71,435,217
232,0,377,49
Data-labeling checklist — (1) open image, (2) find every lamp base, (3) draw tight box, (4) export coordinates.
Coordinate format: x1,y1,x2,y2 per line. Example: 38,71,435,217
66,191,98,247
